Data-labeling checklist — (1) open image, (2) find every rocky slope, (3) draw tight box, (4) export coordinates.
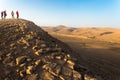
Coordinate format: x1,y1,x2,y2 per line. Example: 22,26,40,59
0,19,95,80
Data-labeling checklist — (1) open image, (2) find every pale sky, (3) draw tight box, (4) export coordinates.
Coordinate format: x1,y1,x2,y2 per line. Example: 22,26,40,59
0,0,120,27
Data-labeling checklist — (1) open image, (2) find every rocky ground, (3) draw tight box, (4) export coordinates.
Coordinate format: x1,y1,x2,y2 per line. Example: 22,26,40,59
0,19,95,80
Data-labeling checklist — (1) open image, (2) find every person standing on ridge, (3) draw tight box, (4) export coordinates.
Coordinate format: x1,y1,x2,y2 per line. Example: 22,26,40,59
16,11,19,19
11,11,14,18
1,11,3,19
3,10,7,19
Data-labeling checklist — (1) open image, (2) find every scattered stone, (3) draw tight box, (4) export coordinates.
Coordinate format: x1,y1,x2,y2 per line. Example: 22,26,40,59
26,66,33,75
0,19,94,80
16,56,27,65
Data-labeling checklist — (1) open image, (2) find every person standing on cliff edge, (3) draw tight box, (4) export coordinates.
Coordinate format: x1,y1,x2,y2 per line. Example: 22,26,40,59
1,11,3,19
16,11,19,19
3,10,7,19
11,11,14,18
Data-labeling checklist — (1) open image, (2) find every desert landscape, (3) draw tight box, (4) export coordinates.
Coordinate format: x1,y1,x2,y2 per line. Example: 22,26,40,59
43,26,120,80
0,19,99,80
1,0,120,80
0,19,120,80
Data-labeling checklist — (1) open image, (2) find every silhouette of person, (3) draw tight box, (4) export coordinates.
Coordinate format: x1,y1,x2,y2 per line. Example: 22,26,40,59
16,11,19,19
11,11,14,18
1,11,3,19
3,10,7,19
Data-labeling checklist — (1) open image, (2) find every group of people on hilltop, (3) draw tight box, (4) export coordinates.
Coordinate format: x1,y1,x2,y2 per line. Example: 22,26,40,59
1,10,19,19
1,10,7,19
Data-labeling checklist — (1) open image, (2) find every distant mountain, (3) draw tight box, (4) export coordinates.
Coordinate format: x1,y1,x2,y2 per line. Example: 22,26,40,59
43,26,120,43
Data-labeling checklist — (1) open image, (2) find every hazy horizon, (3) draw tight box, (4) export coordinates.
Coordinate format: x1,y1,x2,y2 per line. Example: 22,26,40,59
0,0,120,28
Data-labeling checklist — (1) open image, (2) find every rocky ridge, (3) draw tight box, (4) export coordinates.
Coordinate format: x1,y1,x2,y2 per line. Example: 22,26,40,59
0,19,95,80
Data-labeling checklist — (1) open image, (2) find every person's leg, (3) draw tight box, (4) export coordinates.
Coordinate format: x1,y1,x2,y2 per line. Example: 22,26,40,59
17,15,19,19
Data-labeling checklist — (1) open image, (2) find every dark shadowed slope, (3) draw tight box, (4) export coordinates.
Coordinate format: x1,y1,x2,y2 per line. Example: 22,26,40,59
43,26,120,80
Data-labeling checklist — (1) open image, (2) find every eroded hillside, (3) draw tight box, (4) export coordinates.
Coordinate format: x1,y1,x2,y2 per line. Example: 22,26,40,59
43,26,120,80
0,19,93,80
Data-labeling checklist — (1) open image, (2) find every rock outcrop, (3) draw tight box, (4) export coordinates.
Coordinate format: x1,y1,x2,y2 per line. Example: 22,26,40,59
0,19,81,80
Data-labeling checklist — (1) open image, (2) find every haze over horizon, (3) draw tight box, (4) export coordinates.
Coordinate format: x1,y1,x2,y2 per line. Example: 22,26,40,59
0,0,120,28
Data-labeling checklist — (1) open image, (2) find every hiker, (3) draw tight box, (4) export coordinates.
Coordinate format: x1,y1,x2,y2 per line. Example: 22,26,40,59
16,11,19,19
11,11,14,18
3,10,7,19
1,11,3,19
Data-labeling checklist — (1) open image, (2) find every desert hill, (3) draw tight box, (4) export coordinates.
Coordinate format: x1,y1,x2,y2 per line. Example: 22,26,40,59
43,26,120,43
43,26,120,80
0,19,95,80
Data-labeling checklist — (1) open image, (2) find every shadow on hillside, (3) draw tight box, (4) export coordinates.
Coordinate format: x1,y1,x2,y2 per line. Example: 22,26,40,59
47,34,120,80
73,47,120,80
